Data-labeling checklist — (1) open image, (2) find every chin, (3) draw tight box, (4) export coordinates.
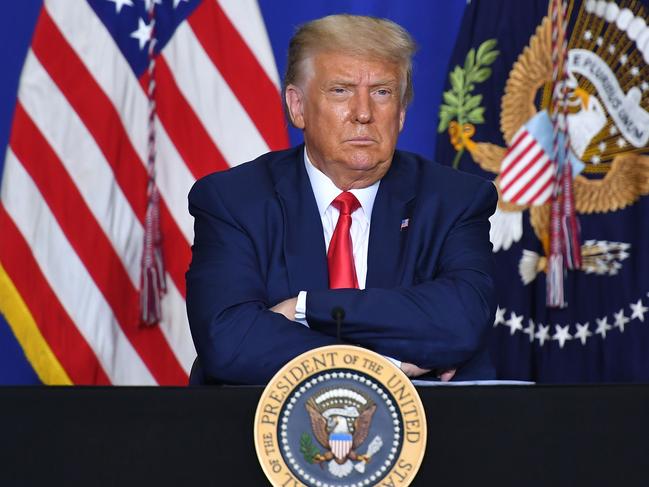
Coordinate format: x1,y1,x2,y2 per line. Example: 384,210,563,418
344,149,388,171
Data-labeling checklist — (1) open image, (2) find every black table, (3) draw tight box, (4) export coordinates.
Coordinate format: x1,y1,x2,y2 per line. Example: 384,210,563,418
1,385,648,486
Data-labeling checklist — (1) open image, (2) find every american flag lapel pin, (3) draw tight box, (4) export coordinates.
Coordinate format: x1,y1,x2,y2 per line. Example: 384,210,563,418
400,218,409,231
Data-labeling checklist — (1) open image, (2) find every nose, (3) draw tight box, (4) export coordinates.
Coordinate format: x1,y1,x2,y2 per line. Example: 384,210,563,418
351,89,372,124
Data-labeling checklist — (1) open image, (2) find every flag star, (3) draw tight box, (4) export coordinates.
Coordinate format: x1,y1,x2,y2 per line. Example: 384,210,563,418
505,311,524,335
608,44,616,54
609,261,622,275
630,66,640,77
598,141,606,152
108,0,133,13
613,309,630,332
595,316,612,338
574,322,592,345
494,306,507,327
596,36,604,46
131,17,153,50
616,137,626,148
535,324,550,346
583,30,593,40
619,243,630,251
619,54,628,65
609,126,619,135
618,250,629,260
590,155,601,164
173,0,189,7
552,324,572,348
523,319,536,343
642,81,649,91
630,299,648,322
584,239,596,247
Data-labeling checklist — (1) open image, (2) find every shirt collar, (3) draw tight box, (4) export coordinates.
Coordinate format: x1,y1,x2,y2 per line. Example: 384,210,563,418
303,146,380,219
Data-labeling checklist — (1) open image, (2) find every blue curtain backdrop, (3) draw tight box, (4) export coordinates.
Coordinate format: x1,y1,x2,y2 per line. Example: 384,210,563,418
0,0,466,384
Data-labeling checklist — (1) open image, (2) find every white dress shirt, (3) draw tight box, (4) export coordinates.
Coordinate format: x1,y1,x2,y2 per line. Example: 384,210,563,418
294,148,401,368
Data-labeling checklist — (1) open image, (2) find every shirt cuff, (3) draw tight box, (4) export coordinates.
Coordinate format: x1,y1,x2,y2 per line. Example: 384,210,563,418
384,355,402,369
295,291,308,327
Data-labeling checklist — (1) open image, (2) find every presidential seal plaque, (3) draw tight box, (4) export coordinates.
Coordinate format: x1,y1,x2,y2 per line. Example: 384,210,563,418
254,345,427,487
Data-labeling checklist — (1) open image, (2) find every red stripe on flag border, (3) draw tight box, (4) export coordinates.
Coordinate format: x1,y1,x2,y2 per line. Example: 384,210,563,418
33,10,190,298
10,105,188,385
0,206,111,385
188,0,289,151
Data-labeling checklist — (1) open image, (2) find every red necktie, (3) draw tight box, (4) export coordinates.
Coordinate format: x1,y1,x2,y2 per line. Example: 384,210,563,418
328,192,361,289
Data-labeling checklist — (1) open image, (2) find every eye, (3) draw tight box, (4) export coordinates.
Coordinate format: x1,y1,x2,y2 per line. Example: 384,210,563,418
373,88,393,98
330,87,348,94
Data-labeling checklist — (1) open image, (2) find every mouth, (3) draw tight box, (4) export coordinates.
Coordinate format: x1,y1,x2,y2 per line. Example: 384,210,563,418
345,137,376,146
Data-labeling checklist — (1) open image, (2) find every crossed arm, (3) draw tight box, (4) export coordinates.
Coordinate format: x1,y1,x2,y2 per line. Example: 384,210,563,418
187,178,496,384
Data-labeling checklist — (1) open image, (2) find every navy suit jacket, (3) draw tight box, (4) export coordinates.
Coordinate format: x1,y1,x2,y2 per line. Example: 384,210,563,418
186,145,498,384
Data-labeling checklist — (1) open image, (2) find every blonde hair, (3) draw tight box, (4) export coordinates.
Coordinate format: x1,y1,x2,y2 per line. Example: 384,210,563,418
284,14,417,106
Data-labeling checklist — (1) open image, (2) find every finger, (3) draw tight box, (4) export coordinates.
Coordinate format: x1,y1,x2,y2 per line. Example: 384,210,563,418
438,369,456,382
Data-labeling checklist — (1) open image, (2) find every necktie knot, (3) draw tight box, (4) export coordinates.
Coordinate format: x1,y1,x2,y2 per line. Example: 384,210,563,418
332,192,360,216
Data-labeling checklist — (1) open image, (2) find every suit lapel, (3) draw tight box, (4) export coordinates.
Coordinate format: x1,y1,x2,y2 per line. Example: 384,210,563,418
366,151,418,288
272,146,329,293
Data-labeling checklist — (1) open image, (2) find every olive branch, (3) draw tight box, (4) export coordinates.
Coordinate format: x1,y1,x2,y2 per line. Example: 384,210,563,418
437,39,499,168
300,432,321,464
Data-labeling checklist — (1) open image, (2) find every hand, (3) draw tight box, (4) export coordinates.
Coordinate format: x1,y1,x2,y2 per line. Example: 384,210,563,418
270,297,298,321
401,362,456,382
400,362,431,378
437,369,456,382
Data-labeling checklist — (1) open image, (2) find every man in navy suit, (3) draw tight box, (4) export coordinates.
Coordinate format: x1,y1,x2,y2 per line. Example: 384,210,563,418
186,14,497,385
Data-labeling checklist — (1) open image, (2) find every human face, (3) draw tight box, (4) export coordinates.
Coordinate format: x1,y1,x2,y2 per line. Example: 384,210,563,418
285,51,406,190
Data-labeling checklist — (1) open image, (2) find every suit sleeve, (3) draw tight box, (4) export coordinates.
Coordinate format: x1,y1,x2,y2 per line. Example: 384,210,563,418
306,180,498,371
186,178,338,385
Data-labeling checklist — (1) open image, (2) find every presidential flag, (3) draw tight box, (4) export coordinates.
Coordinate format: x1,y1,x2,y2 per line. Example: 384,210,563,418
436,0,649,381
0,0,288,384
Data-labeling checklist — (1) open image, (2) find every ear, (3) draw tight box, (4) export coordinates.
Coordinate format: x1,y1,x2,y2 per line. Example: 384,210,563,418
398,107,406,132
285,84,305,129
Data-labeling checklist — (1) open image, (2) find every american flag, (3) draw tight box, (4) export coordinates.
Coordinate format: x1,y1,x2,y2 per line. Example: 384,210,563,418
499,123,556,207
0,0,288,384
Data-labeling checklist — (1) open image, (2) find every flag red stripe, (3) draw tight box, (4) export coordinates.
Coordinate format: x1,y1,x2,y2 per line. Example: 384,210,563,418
188,0,289,151
11,105,187,385
500,136,536,180
507,128,527,151
510,157,552,202
0,206,111,385
33,10,189,298
501,149,545,194
149,57,230,179
528,173,555,205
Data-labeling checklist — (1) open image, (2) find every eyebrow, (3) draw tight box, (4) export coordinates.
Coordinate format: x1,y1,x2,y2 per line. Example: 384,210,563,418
326,78,399,87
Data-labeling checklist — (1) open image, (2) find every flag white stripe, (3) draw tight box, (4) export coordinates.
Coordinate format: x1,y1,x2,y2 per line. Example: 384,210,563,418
1,150,155,385
516,164,554,205
19,50,143,289
500,143,545,191
500,132,536,186
155,118,196,244
217,0,281,89
160,280,196,374
531,183,554,206
502,152,549,200
164,22,270,166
